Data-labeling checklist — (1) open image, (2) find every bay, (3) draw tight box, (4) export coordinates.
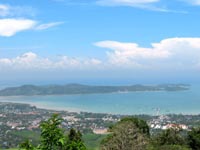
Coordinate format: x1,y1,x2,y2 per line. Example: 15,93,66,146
0,85,199,115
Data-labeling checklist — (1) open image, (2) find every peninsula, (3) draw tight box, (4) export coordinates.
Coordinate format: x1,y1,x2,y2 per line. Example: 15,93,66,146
0,84,190,96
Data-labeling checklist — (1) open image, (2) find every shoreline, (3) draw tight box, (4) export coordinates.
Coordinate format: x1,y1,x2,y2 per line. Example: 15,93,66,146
0,100,126,115
1,100,200,116
0,89,190,97
0,100,83,113
0,84,191,98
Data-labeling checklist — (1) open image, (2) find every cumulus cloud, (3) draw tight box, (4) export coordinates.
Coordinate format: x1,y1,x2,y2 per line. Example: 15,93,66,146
95,40,170,65
0,52,102,71
0,52,49,69
1,38,200,72
0,19,36,37
95,38,200,68
35,22,64,30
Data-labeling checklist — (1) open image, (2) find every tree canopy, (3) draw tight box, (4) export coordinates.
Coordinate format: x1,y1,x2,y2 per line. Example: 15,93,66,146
101,117,149,150
20,114,86,150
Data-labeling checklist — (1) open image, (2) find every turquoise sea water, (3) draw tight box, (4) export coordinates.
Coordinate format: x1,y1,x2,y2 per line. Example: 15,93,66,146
0,85,200,115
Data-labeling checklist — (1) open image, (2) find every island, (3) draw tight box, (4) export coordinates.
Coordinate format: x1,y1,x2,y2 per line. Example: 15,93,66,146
0,83,190,96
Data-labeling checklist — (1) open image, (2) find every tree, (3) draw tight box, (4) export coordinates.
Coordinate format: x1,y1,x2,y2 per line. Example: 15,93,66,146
154,128,186,146
65,128,86,150
19,139,34,150
120,117,150,136
148,144,190,150
188,127,200,150
101,117,149,150
20,114,86,150
150,128,189,150
39,114,64,150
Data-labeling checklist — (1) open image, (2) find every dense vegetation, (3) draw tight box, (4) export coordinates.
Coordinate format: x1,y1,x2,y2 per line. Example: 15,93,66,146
17,114,200,150
0,84,189,96
19,114,86,150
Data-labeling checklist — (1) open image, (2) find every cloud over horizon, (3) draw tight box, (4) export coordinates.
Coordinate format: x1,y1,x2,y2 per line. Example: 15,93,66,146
1,37,200,71
0,52,102,71
95,40,170,66
95,38,200,69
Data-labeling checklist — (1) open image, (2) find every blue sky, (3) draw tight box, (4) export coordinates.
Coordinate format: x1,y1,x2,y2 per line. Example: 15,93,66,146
1,0,200,85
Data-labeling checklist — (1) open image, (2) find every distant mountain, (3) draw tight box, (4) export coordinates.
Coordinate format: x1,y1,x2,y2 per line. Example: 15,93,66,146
0,84,190,96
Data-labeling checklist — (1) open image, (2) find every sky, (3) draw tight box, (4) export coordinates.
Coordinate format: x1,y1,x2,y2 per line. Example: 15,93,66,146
0,0,200,85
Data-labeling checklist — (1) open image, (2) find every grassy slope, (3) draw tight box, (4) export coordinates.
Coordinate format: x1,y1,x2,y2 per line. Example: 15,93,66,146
83,133,107,150
6,133,106,150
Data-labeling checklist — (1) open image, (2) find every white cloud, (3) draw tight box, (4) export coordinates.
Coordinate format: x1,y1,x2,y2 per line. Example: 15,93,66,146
95,38,200,68
1,38,200,72
0,4,36,17
181,0,200,5
95,40,170,65
0,4,9,17
0,19,36,37
96,0,185,13
194,0,200,5
97,0,159,6
35,22,64,30
0,4,62,37
0,19,64,37
0,52,102,70
0,52,50,69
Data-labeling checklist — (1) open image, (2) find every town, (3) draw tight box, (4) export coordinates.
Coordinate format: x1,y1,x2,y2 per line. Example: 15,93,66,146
0,102,200,149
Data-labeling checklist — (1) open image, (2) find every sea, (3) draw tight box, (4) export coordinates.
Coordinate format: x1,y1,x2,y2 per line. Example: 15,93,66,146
0,85,200,115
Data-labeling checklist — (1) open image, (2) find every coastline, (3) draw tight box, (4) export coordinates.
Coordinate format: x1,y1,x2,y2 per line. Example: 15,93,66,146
0,84,191,97
1,100,200,116
0,100,83,113
0,85,199,116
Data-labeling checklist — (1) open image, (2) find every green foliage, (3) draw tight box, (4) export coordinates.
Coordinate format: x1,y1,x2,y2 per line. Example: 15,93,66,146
12,130,40,145
68,129,82,142
187,127,200,150
19,139,34,150
101,117,149,150
147,144,190,150
149,128,190,150
120,117,150,136
17,115,200,150
83,134,107,150
65,128,86,150
0,84,188,96
20,114,86,150
39,113,64,150
65,141,86,150
153,128,186,146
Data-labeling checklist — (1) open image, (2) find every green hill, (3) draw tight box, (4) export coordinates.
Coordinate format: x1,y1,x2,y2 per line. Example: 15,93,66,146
0,84,189,96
